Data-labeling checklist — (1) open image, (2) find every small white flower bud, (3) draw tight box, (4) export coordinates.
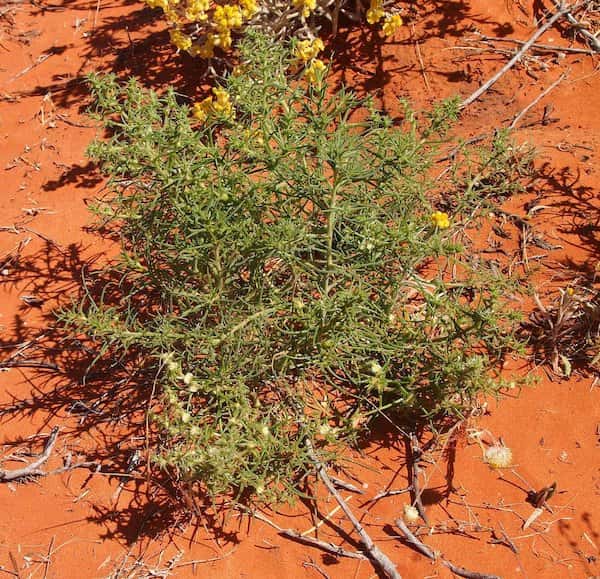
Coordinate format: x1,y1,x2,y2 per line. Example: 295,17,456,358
403,504,420,523
484,445,513,469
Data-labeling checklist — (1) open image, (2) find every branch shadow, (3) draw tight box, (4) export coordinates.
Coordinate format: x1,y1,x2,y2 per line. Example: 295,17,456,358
0,240,237,547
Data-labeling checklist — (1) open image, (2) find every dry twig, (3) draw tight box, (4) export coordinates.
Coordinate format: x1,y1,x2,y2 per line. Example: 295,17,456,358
460,2,577,108
0,427,59,482
395,519,501,579
408,434,430,525
307,440,402,579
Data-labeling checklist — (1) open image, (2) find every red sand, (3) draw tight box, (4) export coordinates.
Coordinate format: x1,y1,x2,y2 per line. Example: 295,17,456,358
0,1,598,577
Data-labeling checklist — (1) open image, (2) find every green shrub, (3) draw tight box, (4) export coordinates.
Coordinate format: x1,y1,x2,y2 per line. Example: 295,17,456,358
64,31,526,505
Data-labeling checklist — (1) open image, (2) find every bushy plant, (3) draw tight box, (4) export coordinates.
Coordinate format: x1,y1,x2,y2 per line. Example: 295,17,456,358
143,0,403,71
64,32,526,504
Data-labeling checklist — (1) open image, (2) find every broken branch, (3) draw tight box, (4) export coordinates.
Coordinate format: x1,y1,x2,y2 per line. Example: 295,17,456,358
307,440,402,579
0,427,59,482
460,2,576,108
395,519,501,579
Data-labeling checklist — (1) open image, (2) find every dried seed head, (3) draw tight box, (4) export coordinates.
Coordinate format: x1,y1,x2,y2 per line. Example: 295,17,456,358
403,504,420,523
484,445,513,469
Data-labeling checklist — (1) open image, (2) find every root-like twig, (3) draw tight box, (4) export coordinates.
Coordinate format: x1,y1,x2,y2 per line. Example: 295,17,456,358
307,440,402,579
395,519,501,579
0,427,59,482
460,2,578,108
408,434,430,525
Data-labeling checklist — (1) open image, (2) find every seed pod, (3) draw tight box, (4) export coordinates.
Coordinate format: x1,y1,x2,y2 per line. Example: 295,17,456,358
484,445,513,469
403,504,420,523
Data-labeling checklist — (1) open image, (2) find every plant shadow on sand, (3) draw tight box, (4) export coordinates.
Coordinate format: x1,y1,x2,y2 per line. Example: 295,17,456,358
0,238,245,548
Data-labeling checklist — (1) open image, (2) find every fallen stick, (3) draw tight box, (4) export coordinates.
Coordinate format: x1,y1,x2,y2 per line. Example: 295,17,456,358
395,519,501,579
280,529,368,560
509,71,568,129
460,2,576,108
475,33,597,55
307,440,402,579
242,508,367,561
409,434,430,525
550,0,600,51
0,427,59,482
330,475,364,494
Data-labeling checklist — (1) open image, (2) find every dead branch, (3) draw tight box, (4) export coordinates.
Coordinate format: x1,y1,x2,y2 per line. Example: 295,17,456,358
330,475,364,494
509,71,568,129
307,440,402,579
408,434,430,525
395,519,501,579
475,33,597,55
460,2,577,108
0,427,59,482
280,529,368,560
242,507,367,561
370,488,411,502
550,0,600,51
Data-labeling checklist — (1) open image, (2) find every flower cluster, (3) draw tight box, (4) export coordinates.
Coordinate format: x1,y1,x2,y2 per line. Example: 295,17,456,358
292,0,316,18
169,28,193,51
366,0,384,24
143,0,259,58
431,210,451,229
294,38,324,62
382,13,403,37
304,58,326,84
292,38,326,85
366,0,403,37
192,87,234,122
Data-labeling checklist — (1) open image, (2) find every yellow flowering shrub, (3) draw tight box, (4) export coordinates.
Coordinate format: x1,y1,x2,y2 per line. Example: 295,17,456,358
141,0,404,66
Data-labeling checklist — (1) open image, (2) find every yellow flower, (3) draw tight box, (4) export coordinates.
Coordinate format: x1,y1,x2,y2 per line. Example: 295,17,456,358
240,0,259,19
382,13,403,37
304,58,326,84
366,0,383,24
431,210,451,229
294,38,324,62
169,28,192,51
212,87,234,117
218,30,233,49
293,0,316,18
197,34,216,58
192,97,212,122
214,4,243,32
366,7,384,24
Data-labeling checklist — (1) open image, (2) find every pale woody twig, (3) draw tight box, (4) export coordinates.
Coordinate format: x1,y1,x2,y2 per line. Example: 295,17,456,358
306,440,402,579
395,518,501,579
509,71,569,129
460,2,578,108
550,0,600,51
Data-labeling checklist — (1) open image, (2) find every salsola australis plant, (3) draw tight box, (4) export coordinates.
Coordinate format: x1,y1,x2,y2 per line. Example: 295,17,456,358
64,32,526,505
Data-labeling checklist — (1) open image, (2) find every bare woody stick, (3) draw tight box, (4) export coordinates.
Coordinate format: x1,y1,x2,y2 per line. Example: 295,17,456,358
0,427,59,482
395,518,501,579
509,71,568,129
306,440,402,579
460,2,576,109
409,434,430,525
550,0,600,51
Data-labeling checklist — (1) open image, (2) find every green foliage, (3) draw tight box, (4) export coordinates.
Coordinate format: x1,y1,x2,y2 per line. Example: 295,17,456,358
65,32,526,505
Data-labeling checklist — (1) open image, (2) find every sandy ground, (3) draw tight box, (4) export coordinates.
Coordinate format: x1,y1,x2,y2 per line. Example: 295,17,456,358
0,0,599,577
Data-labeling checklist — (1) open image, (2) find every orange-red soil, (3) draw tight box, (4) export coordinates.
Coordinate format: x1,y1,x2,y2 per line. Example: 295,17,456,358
0,1,598,577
